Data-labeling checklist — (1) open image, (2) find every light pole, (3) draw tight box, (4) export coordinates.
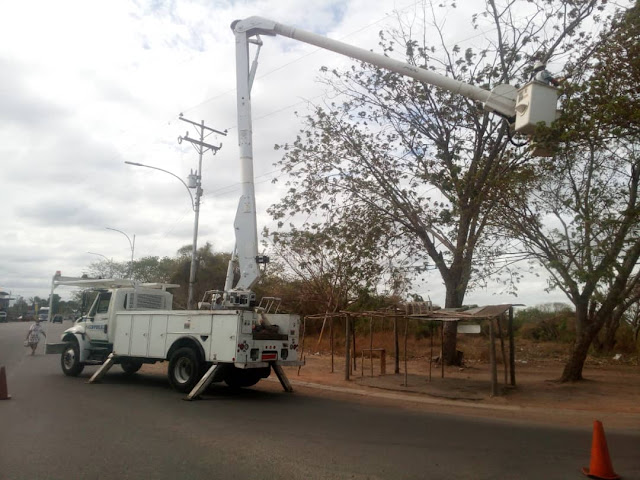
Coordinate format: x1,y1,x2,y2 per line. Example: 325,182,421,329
105,227,135,279
125,161,200,309
87,252,114,278
126,116,225,310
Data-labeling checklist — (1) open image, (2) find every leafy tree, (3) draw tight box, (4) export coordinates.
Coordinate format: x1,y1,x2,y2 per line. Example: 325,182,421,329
501,4,640,381
269,0,603,364
264,212,401,316
169,243,231,309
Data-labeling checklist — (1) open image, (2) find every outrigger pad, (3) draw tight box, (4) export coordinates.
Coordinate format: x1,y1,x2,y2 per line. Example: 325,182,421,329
272,364,293,393
185,364,224,401
87,353,116,384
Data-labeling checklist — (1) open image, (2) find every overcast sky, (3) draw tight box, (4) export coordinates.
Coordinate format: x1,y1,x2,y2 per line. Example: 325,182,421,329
0,0,571,308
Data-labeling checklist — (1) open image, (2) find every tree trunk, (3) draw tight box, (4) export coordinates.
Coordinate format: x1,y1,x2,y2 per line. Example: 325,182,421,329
560,304,598,382
442,284,464,366
560,329,593,381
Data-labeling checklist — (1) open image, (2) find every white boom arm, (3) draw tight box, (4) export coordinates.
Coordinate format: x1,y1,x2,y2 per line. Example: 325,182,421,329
228,16,554,303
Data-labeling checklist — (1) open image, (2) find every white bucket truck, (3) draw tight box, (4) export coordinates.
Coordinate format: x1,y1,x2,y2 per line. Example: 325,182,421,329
46,275,301,399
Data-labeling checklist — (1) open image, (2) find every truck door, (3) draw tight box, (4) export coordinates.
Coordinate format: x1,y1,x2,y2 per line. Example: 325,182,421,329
86,292,111,344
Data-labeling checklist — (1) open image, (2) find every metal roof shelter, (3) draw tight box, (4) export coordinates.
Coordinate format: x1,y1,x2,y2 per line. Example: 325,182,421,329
301,303,522,396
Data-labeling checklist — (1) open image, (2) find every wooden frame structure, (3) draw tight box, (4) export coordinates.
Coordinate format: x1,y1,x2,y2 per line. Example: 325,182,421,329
299,304,521,396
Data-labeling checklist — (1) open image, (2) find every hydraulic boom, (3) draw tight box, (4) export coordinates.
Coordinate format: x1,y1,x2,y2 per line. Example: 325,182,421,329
227,16,557,307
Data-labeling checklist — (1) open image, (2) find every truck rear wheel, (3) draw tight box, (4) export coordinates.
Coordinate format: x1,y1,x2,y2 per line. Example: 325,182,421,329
120,359,143,375
61,342,84,377
168,347,201,393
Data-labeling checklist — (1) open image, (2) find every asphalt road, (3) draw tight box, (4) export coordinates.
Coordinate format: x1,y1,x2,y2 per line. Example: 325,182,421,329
1,321,638,480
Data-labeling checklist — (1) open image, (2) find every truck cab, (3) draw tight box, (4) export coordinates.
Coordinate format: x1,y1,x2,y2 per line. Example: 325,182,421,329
56,283,175,376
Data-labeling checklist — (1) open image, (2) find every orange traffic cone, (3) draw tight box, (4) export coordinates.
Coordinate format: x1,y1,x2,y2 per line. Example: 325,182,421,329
582,420,620,479
0,366,10,400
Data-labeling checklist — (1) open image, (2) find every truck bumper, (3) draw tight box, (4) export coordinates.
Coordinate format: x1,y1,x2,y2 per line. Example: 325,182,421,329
45,343,66,354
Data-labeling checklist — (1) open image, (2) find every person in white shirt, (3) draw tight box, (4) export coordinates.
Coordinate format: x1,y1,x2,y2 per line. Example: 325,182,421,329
25,319,46,356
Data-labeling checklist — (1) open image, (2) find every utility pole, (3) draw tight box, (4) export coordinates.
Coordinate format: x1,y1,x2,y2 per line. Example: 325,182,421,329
178,114,227,309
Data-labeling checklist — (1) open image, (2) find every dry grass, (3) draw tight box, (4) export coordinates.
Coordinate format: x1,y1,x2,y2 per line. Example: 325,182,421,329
300,323,640,368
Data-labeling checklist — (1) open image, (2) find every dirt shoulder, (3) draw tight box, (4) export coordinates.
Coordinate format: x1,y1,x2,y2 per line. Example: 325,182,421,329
277,353,640,431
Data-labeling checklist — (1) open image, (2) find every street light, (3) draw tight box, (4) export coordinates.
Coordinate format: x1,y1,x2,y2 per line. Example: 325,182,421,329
124,162,195,210
87,252,114,278
125,161,201,309
87,252,110,262
105,227,135,279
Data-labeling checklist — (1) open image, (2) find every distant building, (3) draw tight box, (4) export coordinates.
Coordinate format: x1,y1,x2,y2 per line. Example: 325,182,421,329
0,289,13,311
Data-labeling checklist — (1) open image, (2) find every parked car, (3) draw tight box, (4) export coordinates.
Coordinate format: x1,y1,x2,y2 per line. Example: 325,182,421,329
52,314,63,324
0,312,7,323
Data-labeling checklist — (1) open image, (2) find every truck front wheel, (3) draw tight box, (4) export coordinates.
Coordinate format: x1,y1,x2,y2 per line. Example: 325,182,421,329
168,347,201,393
61,342,84,377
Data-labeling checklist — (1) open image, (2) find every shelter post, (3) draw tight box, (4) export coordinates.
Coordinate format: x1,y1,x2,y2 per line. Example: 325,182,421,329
330,316,334,373
369,316,374,376
489,318,498,396
344,314,350,381
440,321,445,379
497,314,508,385
351,317,357,373
429,323,433,382
298,316,307,376
508,307,516,386
403,317,409,386
394,314,400,373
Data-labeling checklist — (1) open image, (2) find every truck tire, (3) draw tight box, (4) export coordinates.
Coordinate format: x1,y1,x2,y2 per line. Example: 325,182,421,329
223,366,269,389
61,342,84,377
120,359,143,375
168,347,202,393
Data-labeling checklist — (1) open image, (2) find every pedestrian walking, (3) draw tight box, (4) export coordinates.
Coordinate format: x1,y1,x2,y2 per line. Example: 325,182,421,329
25,319,46,355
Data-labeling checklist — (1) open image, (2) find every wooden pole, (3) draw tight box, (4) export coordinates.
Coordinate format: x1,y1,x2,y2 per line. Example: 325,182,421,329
403,317,408,386
298,316,307,376
508,307,516,386
369,316,374,377
429,322,433,382
497,314,508,385
316,311,328,347
489,318,498,396
352,317,357,372
330,316,334,373
394,316,399,374
345,314,350,381
440,321,444,379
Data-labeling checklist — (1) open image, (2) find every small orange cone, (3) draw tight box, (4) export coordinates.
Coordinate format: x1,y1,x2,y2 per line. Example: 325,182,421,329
582,420,620,479
0,366,11,400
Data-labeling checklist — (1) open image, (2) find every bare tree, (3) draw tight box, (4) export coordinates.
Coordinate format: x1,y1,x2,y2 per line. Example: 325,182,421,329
270,0,603,364
500,4,640,381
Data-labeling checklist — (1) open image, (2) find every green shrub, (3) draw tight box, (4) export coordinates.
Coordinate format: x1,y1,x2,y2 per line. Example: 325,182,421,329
614,323,639,354
517,306,575,342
